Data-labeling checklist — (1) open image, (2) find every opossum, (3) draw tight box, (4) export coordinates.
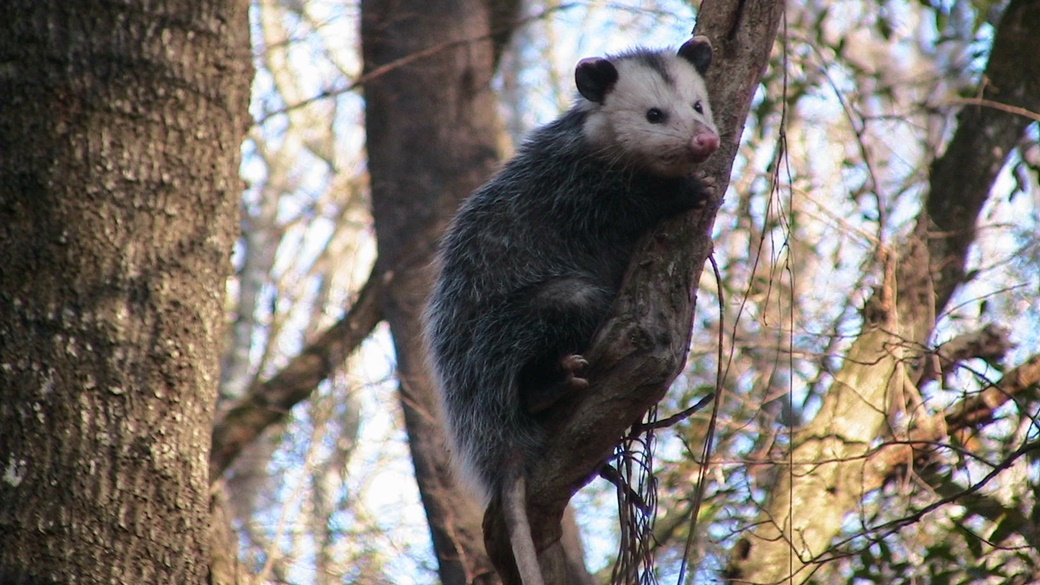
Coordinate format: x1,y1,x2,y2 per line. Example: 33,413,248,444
424,36,719,584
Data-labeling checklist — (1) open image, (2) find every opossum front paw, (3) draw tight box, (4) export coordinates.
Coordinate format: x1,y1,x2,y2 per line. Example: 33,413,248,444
561,354,590,390
690,172,717,208
523,354,589,414
698,173,717,197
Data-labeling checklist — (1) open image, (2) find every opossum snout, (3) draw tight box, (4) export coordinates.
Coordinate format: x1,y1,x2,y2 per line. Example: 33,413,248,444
689,128,720,163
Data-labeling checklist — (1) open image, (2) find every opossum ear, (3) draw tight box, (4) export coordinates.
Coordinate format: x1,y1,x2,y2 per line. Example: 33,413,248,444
678,35,712,76
575,57,618,104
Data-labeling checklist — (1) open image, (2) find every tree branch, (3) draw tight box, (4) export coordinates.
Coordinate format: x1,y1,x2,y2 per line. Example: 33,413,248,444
863,351,1040,487
946,352,1040,432
916,324,1013,388
209,267,384,480
925,0,1040,313
833,352,1040,556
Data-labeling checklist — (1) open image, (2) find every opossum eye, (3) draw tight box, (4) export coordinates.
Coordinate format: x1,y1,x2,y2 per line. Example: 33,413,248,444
645,108,665,124
693,101,704,114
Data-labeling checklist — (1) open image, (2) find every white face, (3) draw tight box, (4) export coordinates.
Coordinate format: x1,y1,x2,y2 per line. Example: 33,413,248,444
582,54,720,177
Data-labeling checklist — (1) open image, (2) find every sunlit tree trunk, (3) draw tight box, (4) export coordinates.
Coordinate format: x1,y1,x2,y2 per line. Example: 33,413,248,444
0,1,252,582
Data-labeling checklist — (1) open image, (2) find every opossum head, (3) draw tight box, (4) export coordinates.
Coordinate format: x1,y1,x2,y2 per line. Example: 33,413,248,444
576,36,720,177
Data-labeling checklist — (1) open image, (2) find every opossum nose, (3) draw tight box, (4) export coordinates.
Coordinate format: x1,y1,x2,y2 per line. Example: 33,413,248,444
689,131,720,162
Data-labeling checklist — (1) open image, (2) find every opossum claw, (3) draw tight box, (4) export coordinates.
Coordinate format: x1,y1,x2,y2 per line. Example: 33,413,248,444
523,354,589,414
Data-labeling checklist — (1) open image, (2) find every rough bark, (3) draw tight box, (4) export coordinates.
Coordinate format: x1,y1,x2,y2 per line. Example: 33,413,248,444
481,0,785,582
727,1,1040,582
0,1,251,583
360,0,520,583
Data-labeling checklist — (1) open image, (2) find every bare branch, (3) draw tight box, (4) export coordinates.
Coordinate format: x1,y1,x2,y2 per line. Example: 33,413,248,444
256,3,579,125
947,97,1040,123
946,352,1040,432
209,267,384,480
916,323,1013,387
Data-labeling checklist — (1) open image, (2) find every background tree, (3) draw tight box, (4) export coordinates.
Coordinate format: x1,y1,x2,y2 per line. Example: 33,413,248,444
0,0,252,582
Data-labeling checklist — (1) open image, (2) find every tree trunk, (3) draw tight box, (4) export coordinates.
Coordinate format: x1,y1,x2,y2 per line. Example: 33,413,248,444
360,0,520,583
726,1,1040,582
0,1,252,582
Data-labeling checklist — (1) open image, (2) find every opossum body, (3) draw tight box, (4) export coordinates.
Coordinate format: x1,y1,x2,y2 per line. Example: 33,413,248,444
424,37,720,583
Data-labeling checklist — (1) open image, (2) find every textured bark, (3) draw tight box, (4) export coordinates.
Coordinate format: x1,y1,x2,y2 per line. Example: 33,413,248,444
0,1,251,583
360,0,520,583
727,1,1040,582
481,1,785,582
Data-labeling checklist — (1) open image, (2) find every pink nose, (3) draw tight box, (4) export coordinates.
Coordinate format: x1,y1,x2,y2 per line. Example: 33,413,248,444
690,130,720,162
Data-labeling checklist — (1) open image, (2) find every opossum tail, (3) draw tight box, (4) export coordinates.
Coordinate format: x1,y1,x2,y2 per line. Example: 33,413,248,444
502,461,544,585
